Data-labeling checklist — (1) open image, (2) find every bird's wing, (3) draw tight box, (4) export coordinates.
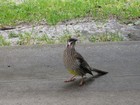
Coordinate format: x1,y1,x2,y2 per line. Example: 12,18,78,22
74,52,93,75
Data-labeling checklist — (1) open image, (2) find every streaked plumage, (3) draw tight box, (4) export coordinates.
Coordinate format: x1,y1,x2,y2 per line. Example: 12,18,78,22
63,38,108,85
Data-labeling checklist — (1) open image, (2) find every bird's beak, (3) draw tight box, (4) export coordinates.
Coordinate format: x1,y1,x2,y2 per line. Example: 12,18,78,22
74,38,78,42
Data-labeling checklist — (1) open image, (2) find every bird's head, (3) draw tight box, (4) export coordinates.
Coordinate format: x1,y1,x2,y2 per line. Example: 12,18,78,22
67,38,78,48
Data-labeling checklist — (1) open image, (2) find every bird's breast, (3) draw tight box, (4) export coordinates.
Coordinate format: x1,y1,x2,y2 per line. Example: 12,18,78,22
63,49,76,69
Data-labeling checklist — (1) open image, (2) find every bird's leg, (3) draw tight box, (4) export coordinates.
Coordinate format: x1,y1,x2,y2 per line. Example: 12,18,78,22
64,75,76,82
79,76,85,86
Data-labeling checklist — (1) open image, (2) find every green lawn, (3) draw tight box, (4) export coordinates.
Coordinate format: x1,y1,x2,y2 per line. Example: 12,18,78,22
0,0,140,26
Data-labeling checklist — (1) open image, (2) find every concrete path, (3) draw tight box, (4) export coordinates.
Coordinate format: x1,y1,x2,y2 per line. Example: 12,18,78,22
0,41,140,105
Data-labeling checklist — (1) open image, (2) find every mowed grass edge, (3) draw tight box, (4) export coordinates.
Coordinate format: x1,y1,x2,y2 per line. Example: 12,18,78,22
0,0,140,26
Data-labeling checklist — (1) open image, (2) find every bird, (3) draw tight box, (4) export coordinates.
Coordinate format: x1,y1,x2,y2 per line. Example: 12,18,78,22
63,38,108,86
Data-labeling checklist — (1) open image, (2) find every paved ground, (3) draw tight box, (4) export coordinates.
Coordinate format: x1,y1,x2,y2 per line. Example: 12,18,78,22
0,41,140,105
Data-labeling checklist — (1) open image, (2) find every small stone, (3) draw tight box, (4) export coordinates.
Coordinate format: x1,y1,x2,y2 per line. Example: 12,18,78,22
128,23,133,26
135,20,140,25
8,65,11,67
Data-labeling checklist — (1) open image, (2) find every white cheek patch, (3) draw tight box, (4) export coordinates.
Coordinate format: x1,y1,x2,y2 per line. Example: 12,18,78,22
68,42,71,46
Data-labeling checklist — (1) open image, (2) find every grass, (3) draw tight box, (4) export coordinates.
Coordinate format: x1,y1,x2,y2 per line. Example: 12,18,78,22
17,33,70,45
0,32,123,46
57,34,71,44
89,32,124,42
0,32,124,46
0,0,139,26
17,33,55,45
0,35,10,46
8,32,19,38
17,33,34,45
38,35,55,44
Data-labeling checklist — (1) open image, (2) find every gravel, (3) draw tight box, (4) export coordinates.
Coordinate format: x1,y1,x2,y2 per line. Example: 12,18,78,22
0,18,140,46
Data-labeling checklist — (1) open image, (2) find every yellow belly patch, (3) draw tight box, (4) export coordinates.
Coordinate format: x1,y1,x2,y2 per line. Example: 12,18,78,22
68,69,79,75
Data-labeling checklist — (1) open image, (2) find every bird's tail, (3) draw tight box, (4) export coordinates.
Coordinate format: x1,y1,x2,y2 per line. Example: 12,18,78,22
91,68,108,75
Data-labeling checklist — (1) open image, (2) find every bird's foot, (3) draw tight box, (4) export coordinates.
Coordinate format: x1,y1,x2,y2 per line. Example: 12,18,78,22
79,79,85,86
64,78,76,82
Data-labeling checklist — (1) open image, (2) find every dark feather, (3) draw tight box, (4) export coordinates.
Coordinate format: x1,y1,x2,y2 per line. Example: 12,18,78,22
74,52,93,76
91,68,108,75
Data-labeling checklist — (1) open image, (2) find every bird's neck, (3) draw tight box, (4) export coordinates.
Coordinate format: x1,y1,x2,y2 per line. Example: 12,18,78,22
67,44,75,49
